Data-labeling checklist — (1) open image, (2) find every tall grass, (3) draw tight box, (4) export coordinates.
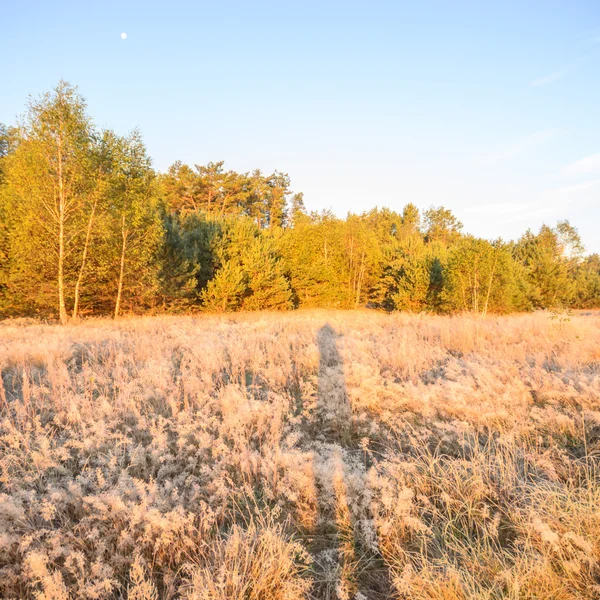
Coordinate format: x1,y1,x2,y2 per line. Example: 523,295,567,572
0,310,598,598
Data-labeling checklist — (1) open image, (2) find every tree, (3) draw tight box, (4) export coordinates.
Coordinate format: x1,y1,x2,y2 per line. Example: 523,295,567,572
556,220,585,259
201,260,248,312
103,130,162,318
574,254,600,308
0,82,96,322
513,224,578,309
2,81,600,319
71,130,114,319
161,160,246,215
287,192,306,227
201,218,292,311
375,235,430,311
156,211,221,309
161,161,295,228
0,123,12,182
161,161,199,213
240,231,293,311
362,206,418,307
401,203,421,235
423,206,463,245
156,212,200,310
281,211,351,308
0,124,13,307
442,237,527,314
245,170,291,229
344,214,380,308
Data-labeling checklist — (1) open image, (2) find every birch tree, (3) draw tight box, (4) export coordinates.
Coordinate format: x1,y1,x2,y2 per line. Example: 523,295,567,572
0,82,95,322
104,130,162,318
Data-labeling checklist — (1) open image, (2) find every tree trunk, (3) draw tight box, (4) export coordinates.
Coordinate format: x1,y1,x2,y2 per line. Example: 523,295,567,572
57,132,68,325
72,199,97,320
355,249,366,308
58,214,68,324
459,274,468,312
114,214,127,319
482,248,499,318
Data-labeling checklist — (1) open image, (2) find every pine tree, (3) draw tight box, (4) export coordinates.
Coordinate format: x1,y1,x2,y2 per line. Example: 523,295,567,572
202,260,248,311
156,213,200,310
201,217,292,311
423,206,463,245
513,224,578,309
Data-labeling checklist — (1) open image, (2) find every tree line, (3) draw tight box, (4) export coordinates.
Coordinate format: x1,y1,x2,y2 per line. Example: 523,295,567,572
0,82,599,322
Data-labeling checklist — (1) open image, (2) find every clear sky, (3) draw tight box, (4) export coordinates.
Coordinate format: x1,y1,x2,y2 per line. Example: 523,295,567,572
2,1,600,251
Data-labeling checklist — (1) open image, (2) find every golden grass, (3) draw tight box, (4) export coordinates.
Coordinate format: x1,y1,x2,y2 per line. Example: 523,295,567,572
0,309,599,599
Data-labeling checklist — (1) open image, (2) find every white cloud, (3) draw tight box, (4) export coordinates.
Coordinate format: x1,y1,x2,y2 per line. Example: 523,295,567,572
531,70,567,87
560,153,600,177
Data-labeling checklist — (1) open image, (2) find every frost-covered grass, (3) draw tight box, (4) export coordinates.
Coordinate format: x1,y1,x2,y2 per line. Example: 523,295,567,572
1,310,599,599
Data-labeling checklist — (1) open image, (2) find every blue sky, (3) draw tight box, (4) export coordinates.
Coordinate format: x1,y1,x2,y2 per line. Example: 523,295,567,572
3,1,600,251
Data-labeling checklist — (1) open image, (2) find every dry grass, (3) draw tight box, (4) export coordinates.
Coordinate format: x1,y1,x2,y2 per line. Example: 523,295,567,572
0,309,599,599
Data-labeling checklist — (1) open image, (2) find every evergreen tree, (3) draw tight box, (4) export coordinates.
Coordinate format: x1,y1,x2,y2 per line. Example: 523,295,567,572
575,254,600,308
375,235,431,312
202,260,248,312
513,224,578,309
202,218,292,311
423,206,463,245
157,213,200,310
281,211,350,308
401,203,421,235
1,81,599,318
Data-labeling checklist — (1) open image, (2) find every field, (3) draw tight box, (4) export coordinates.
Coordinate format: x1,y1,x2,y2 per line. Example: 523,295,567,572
1,310,599,599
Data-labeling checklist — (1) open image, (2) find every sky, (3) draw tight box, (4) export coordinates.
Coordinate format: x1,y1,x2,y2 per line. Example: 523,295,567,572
2,1,600,251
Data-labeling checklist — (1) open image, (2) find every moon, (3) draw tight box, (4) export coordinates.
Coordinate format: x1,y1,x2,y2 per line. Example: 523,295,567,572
120,32,127,40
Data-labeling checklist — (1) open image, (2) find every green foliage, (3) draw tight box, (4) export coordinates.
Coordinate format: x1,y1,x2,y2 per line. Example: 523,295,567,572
573,254,600,308
101,130,163,316
0,81,599,318
202,218,292,312
202,260,248,312
423,206,463,244
0,84,163,319
0,82,96,319
441,237,525,314
161,160,294,228
375,235,431,312
281,211,375,308
0,124,13,302
513,223,582,309
156,213,201,310
0,123,13,184
280,211,348,308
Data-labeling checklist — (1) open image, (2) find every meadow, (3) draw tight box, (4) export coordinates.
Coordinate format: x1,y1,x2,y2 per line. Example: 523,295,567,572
1,310,599,599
